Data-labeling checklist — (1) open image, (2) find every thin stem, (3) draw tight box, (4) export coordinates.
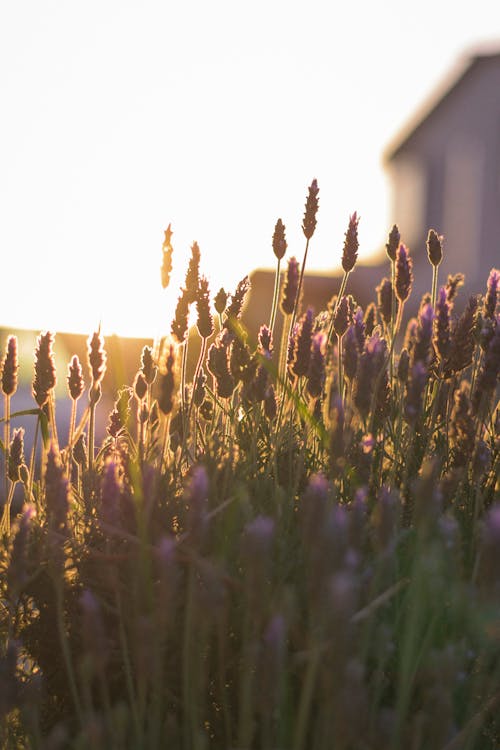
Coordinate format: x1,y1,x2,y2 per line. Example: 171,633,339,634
288,237,310,352
269,258,281,335
337,333,344,403
431,263,439,310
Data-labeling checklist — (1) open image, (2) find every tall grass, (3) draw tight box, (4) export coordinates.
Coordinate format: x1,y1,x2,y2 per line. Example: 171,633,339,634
1,182,499,749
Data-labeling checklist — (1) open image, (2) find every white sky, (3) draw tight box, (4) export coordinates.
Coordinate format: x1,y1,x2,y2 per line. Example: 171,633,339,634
1,0,499,337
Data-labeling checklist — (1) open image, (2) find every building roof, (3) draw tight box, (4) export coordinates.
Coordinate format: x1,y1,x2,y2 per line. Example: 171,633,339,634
384,48,500,163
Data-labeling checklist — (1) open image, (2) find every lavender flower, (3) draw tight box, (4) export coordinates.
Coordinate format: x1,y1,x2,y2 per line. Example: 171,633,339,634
343,326,359,381
395,244,413,303
161,223,173,289
185,241,201,303
67,355,84,401
341,212,359,273
426,229,443,267
445,273,464,305
280,256,299,316
302,178,319,240
196,275,214,339
404,362,428,424
484,268,500,320
33,331,57,407
1,336,18,396
293,308,314,377
363,302,377,337
433,286,451,362
307,332,326,398
214,287,228,315
272,218,287,260
171,289,190,343
376,278,393,328
258,325,273,356
45,443,69,534
225,275,251,323
88,328,106,385
141,346,157,385
8,428,25,483
158,344,176,415
385,224,400,262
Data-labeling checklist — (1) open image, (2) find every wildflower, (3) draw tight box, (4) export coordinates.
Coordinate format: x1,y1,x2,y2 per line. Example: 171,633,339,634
449,384,475,468
395,244,413,303
73,433,87,469
353,307,366,351
161,223,174,289
8,428,25,483
363,303,377,337
385,224,400,262
7,505,36,597
158,344,176,415
293,308,314,377
196,275,214,339
272,218,287,260
307,332,326,398
353,334,387,420
445,273,464,305
280,256,299,315
225,275,251,324
141,346,157,385
99,459,122,528
185,241,201,303
343,326,359,381
484,268,500,320
341,212,359,273
1,336,18,396
403,317,418,356
433,286,451,362
397,348,410,383
214,287,228,315
302,178,319,240
32,331,57,407
258,325,273,356
404,362,428,424
332,296,353,338
411,302,434,367
134,371,148,401
107,387,132,437
88,328,106,385
67,355,84,400
472,320,500,412
193,368,207,407
426,229,443,267
207,340,235,398
229,336,254,383
446,295,478,375
376,278,393,328
45,443,69,533
171,288,190,343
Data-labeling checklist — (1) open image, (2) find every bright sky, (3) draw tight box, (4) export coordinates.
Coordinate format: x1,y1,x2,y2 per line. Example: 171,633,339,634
1,1,499,338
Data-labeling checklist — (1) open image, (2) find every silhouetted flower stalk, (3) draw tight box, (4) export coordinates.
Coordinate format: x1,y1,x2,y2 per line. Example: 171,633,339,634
161,223,174,289
187,276,214,441
427,229,443,309
1,428,26,535
326,213,359,348
66,355,84,475
289,180,319,360
29,332,57,498
1,335,18,501
87,328,106,472
269,218,287,335
278,256,300,396
158,344,176,470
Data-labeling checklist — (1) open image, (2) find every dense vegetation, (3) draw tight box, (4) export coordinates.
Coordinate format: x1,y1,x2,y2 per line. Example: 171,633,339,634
1,181,499,749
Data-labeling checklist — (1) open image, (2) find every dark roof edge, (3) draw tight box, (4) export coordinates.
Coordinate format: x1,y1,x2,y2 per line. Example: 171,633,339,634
383,45,500,164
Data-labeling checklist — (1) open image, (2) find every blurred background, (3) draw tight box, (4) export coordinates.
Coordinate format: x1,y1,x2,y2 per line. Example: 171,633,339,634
1,0,499,342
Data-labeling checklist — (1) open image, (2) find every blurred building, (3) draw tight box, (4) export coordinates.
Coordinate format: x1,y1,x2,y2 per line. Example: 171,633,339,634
245,49,500,335
384,48,500,300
